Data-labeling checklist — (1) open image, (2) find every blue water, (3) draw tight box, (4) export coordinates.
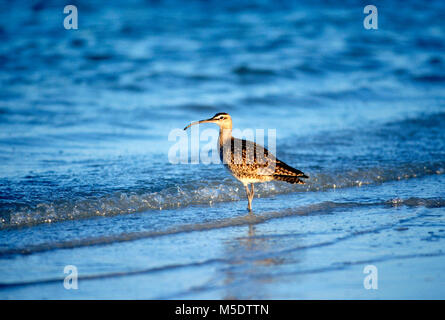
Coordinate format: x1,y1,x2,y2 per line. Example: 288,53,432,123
0,0,444,299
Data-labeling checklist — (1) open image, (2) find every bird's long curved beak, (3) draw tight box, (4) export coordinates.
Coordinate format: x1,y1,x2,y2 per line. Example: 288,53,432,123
183,118,215,130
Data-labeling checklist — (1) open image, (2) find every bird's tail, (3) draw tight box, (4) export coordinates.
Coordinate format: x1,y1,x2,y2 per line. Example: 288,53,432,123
273,160,309,184
273,175,306,184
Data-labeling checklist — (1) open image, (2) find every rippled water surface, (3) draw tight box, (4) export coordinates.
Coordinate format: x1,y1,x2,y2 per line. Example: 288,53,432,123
0,0,444,299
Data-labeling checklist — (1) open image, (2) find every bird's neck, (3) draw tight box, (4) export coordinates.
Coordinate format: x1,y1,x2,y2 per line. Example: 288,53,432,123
219,128,232,146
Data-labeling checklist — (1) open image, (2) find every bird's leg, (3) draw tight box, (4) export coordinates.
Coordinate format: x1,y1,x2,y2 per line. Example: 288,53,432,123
245,184,255,212
245,184,253,212
249,184,255,212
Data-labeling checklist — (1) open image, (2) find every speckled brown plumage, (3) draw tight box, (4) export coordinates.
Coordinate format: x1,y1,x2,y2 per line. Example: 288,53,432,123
220,137,308,185
184,112,308,211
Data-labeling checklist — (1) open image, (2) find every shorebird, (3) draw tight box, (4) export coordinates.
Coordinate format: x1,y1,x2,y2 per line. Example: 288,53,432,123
184,113,308,211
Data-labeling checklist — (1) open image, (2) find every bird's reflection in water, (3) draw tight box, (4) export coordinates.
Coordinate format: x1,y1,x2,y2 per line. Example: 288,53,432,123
221,221,296,300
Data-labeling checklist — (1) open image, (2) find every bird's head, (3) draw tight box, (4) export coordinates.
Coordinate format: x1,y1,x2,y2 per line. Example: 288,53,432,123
184,112,232,130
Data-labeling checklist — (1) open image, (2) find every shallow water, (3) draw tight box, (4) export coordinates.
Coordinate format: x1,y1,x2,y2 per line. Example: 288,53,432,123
0,0,444,299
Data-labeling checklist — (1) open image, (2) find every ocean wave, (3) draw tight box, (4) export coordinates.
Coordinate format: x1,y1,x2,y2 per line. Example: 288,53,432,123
1,194,443,257
233,65,277,76
1,161,444,230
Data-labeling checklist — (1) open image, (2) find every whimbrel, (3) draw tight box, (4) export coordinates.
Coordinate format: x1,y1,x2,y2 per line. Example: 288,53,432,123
184,113,308,211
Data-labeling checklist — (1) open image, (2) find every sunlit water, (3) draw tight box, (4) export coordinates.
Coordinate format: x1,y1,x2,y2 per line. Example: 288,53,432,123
0,0,444,299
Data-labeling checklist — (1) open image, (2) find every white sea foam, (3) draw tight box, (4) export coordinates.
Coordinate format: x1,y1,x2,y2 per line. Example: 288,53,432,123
1,162,444,229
